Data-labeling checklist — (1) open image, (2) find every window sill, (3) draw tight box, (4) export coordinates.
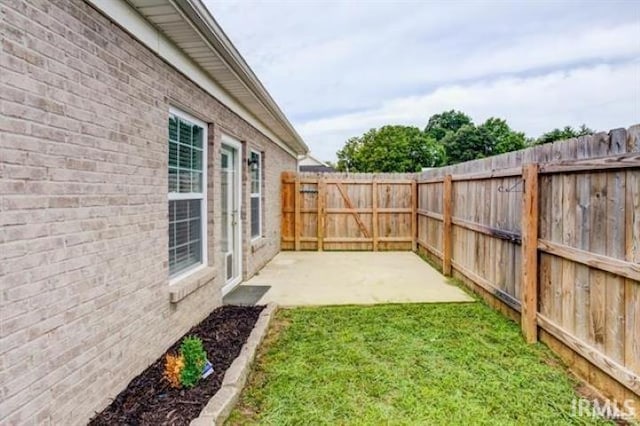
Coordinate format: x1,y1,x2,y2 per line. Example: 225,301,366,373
169,265,217,303
251,238,267,253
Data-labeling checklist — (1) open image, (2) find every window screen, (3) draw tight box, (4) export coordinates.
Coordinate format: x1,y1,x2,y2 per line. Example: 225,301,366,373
250,151,261,239
168,112,205,277
168,200,202,275
168,116,203,194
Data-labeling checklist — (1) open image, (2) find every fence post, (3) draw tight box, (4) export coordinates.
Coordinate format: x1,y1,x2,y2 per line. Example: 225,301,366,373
317,176,325,251
442,174,453,276
294,175,301,251
411,179,417,252
521,163,539,343
372,179,379,251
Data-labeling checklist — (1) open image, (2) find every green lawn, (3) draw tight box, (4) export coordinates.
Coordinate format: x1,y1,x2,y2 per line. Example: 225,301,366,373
228,303,610,425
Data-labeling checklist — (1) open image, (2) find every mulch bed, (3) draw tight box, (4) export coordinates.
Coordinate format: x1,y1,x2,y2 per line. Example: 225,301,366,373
89,305,264,426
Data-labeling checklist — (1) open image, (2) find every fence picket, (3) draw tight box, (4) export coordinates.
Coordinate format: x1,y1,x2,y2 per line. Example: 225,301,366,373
281,126,640,407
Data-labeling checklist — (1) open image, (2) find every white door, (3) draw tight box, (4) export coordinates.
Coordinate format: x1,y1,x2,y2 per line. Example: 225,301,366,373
221,143,242,294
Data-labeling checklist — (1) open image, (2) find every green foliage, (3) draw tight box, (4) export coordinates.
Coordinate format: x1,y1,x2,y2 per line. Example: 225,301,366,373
535,124,593,145
440,118,527,165
479,117,527,154
336,125,444,172
324,160,337,170
335,136,363,172
424,110,472,141
179,336,206,388
441,123,491,164
333,109,594,170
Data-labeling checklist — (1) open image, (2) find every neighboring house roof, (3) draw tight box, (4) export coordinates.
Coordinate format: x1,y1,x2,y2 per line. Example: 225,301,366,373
299,154,328,167
89,0,308,157
299,165,336,173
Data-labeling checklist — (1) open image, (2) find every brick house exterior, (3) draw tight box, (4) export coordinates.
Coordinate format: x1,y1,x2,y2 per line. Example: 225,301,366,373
0,0,307,423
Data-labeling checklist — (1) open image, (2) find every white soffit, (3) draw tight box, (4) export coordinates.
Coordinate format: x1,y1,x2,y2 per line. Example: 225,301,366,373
88,0,308,156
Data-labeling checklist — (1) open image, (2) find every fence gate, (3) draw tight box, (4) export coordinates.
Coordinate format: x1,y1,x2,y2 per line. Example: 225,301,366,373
281,172,417,251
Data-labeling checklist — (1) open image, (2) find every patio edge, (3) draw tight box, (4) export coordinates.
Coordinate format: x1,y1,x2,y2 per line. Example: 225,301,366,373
190,302,278,426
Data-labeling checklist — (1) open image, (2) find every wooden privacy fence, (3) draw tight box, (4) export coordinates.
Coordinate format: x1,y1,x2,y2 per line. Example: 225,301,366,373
282,125,640,407
281,172,417,251
416,126,640,405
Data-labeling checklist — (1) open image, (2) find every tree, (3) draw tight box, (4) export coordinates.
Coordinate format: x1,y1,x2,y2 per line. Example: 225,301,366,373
333,110,593,170
325,160,337,170
441,118,527,165
535,124,593,145
478,117,527,154
441,124,493,164
335,136,364,172
336,125,444,172
424,110,472,141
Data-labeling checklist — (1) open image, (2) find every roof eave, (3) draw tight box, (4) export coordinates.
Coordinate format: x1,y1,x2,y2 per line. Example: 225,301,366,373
173,0,308,155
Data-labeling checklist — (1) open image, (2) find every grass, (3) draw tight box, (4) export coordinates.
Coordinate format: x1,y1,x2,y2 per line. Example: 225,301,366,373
227,303,613,425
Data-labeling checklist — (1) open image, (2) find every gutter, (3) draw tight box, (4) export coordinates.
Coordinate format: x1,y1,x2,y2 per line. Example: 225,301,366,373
173,0,309,155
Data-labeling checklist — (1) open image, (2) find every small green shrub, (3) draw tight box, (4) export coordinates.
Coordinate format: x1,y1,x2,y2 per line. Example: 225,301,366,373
179,336,207,388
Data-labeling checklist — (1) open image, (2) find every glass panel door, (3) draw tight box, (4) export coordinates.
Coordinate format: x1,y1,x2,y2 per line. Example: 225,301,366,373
221,146,240,291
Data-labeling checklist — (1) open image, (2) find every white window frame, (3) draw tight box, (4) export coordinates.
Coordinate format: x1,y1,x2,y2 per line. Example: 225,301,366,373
250,150,262,241
168,107,208,284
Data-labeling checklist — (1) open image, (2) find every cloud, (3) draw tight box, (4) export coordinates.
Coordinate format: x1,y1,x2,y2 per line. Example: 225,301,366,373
268,21,639,121
300,62,640,161
205,0,640,160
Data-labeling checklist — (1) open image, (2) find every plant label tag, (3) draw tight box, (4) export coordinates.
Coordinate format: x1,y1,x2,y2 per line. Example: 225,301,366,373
201,360,213,379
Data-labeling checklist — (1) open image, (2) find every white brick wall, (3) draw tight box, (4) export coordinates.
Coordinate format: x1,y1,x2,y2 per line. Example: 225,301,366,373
0,0,297,423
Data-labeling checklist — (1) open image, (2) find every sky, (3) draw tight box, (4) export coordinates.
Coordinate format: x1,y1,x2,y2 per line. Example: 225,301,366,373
205,0,640,161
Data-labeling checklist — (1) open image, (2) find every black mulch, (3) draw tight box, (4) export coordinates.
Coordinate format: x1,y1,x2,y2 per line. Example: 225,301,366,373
89,305,264,426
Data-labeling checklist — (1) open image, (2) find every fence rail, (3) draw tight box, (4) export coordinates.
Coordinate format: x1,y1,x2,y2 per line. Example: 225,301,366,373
282,125,640,409
415,126,640,406
281,172,416,251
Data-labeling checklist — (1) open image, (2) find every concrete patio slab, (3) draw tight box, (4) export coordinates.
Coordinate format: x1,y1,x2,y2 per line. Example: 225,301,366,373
224,252,474,306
